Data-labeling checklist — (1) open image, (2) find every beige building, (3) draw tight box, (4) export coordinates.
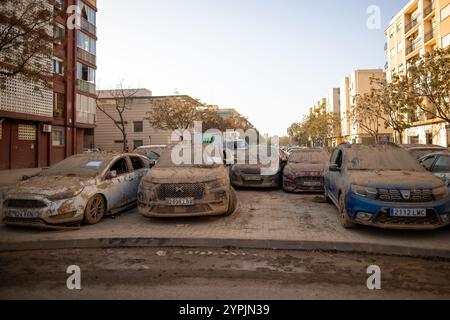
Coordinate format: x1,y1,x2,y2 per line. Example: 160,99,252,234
340,69,394,144
326,88,342,147
385,0,450,146
96,89,198,151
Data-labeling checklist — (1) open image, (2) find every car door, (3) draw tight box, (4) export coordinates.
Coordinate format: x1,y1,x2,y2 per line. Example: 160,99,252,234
327,149,343,202
430,155,450,183
101,157,131,210
127,156,150,200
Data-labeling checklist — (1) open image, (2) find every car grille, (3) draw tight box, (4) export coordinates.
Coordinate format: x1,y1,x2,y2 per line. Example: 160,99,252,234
4,199,47,208
296,176,324,187
375,210,439,225
157,183,205,200
377,189,433,202
241,168,261,175
152,204,211,214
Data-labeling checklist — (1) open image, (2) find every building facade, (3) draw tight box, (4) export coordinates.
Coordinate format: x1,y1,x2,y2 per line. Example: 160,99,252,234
385,0,450,146
340,69,393,144
96,91,198,152
0,0,98,169
326,88,342,147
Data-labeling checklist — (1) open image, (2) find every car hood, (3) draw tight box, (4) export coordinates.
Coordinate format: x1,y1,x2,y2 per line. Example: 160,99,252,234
4,176,90,199
349,170,443,189
143,167,228,184
284,163,325,175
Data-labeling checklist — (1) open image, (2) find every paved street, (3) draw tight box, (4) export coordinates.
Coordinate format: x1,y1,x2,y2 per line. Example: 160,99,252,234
1,247,449,299
1,190,450,258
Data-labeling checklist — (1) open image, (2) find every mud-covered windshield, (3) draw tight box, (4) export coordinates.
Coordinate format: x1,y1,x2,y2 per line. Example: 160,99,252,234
289,150,329,164
346,146,425,171
155,149,223,168
40,155,110,177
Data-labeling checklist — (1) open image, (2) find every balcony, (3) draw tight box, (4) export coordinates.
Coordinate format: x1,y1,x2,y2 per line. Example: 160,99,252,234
81,17,96,36
405,19,418,33
406,37,422,55
77,47,96,65
423,4,434,17
424,29,435,43
76,79,96,95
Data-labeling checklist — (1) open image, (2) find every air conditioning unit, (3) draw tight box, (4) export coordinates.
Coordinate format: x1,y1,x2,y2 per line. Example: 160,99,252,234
42,124,52,133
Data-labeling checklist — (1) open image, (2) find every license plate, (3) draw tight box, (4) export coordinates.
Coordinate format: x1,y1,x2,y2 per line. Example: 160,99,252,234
243,175,262,181
391,208,427,217
166,198,194,206
6,209,36,218
303,181,322,187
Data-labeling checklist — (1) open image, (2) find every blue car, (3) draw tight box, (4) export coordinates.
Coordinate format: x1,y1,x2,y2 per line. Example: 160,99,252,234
324,144,450,230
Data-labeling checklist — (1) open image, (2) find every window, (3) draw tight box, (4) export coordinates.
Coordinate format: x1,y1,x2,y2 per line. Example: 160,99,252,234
389,28,394,38
397,42,404,52
77,0,97,25
390,48,396,57
18,124,36,141
109,158,128,175
77,62,95,83
396,22,402,32
330,149,342,167
53,24,65,43
114,140,125,144
76,94,96,124
133,140,143,150
130,156,145,170
53,58,64,75
433,156,450,172
52,127,65,146
77,31,96,55
442,33,450,48
420,156,436,171
441,4,450,21
53,93,65,118
133,121,143,133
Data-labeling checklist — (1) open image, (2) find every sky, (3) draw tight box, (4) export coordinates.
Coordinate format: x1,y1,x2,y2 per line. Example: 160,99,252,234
97,0,410,136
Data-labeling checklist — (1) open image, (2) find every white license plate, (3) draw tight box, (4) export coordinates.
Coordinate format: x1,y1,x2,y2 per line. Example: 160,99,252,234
166,198,194,206
391,208,427,217
244,176,262,181
303,181,322,187
6,209,36,218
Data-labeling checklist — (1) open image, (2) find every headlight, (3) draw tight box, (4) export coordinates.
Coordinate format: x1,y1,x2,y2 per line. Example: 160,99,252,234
351,185,377,198
432,185,449,200
47,188,84,201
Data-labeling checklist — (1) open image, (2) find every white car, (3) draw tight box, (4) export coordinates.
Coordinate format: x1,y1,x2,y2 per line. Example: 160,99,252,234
2,153,151,228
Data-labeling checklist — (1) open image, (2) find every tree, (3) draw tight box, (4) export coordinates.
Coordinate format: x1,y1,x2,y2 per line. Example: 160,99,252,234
0,0,54,88
407,47,450,124
351,93,385,144
146,95,201,139
96,83,139,152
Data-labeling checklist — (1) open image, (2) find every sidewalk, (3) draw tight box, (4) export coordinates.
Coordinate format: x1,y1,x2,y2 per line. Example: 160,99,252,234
0,168,42,188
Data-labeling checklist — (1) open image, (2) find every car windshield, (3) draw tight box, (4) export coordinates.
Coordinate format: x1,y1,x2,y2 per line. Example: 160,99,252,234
346,146,424,171
155,148,223,168
40,155,110,177
289,150,329,164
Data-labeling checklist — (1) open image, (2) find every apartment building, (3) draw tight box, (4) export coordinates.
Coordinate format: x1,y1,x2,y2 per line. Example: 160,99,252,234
95,90,199,151
326,88,342,147
0,0,98,169
340,69,393,144
385,0,450,146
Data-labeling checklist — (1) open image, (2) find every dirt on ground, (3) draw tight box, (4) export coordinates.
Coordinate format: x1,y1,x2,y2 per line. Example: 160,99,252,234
0,247,449,299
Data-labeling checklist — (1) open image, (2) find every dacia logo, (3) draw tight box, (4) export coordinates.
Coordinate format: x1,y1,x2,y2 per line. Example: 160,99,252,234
175,186,184,193
400,190,411,200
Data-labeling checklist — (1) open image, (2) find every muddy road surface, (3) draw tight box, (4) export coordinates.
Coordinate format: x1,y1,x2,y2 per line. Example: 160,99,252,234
0,247,449,299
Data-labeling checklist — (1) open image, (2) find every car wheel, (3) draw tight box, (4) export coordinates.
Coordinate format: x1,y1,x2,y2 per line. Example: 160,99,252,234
225,187,238,216
83,194,106,225
338,194,357,228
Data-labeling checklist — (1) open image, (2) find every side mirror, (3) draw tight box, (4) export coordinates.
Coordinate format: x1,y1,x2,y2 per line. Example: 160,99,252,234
329,164,341,172
105,170,118,180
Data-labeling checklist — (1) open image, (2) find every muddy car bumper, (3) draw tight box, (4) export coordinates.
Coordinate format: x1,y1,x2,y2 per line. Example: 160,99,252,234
230,172,280,188
138,199,229,217
283,176,324,193
2,195,84,228
346,192,450,230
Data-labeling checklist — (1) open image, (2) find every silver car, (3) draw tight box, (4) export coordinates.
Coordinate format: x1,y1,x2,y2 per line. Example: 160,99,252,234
2,153,151,228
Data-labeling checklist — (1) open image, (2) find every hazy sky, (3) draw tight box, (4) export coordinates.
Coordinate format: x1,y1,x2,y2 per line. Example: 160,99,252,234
97,0,409,136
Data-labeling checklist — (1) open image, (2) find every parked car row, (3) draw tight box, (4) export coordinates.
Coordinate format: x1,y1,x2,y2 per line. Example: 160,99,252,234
1,143,450,231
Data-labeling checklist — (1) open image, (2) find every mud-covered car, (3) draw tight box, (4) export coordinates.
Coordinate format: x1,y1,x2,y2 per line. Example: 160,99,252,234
419,152,450,185
283,148,330,192
138,150,238,217
2,153,151,228
230,147,286,188
324,144,450,230
134,145,168,167
400,144,446,160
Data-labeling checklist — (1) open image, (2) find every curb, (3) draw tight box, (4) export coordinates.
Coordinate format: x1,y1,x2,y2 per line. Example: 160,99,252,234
0,237,449,259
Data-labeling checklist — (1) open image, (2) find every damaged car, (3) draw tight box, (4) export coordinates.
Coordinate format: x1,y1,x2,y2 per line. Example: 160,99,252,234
283,148,330,192
138,149,238,218
324,144,450,230
400,144,446,160
419,152,450,186
2,153,151,228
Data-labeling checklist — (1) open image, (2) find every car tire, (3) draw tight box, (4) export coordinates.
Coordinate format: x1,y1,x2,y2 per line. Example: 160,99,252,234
225,187,238,216
83,194,106,225
338,194,357,228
